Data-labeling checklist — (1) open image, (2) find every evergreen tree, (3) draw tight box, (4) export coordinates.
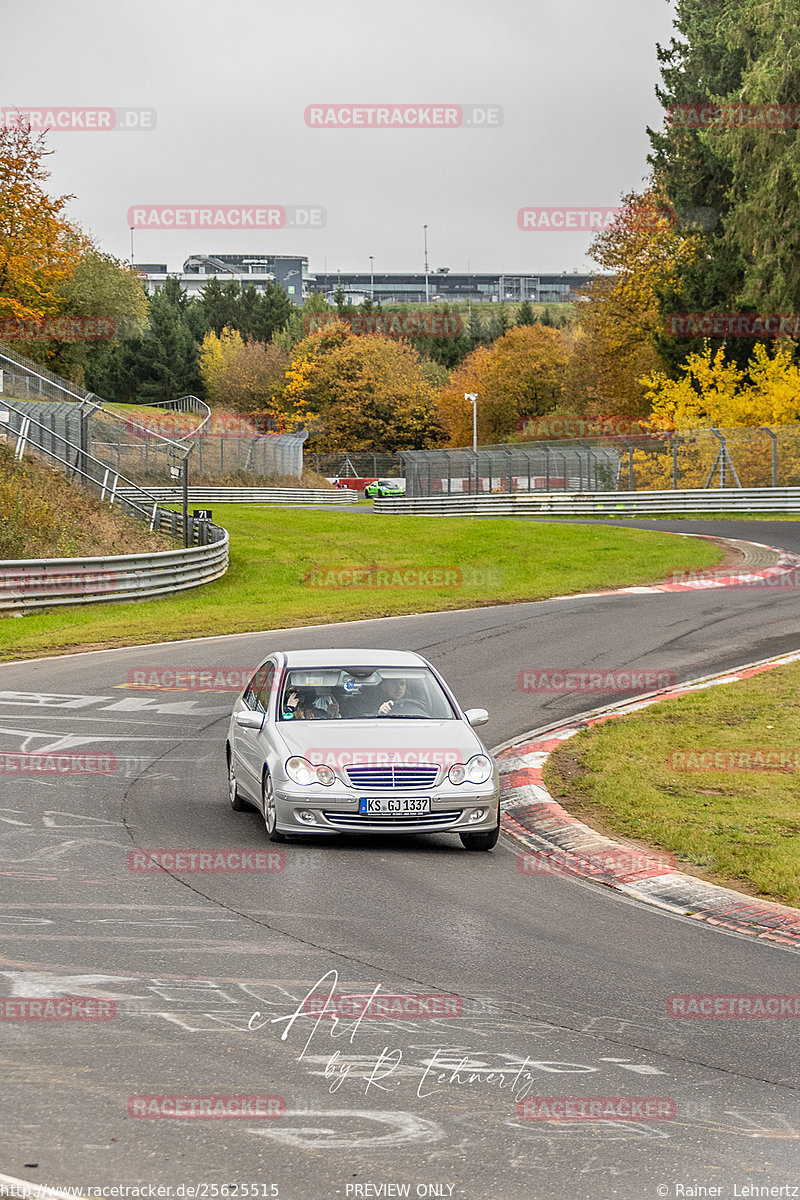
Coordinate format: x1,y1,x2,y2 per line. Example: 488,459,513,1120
516,299,537,326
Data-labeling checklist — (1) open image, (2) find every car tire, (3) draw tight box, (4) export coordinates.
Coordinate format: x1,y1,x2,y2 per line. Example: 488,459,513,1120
459,812,500,851
228,752,251,812
262,770,287,843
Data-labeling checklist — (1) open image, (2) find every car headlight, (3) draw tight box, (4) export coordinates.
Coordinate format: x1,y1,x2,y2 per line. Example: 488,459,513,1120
285,757,335,786
449,755,492,785
466,754,493,784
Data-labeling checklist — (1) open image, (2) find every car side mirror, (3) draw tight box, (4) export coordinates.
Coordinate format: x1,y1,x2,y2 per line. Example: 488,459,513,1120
235,710,266,731
464,708,489,728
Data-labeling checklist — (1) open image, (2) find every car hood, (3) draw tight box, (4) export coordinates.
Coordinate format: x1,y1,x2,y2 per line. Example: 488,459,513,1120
275,719,482,766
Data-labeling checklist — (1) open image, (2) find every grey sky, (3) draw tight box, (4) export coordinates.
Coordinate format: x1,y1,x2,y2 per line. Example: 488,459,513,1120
4,0,677,278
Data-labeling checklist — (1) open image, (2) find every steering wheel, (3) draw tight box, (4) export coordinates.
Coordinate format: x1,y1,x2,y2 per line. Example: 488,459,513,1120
382,698,429,717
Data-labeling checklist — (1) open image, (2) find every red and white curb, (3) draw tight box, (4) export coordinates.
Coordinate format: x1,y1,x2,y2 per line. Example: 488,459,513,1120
546,534,800,602
496,648,800,948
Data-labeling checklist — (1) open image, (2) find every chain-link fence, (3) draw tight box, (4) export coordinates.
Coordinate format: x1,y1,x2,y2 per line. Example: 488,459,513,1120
401,443,621,497
399,427,800,496
305,452,404,479
0,343,307,483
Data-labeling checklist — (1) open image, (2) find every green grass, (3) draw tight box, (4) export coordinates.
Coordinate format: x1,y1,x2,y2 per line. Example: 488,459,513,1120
0,507,722,660
544,662,800,906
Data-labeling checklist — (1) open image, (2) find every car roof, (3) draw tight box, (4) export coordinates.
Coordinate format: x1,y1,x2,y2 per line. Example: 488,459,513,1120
279,648,427,668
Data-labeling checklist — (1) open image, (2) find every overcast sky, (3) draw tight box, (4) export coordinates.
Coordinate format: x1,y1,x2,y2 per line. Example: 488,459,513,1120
4,0,677,279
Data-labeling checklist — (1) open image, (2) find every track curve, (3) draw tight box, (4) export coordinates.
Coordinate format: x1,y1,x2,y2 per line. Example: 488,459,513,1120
2,519,800,1200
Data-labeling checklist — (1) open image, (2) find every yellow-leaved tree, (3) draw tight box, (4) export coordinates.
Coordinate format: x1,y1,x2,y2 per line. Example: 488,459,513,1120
635,342,800,488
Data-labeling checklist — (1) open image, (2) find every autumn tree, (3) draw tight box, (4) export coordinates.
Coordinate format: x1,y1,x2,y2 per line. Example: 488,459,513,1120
643,340,800,429
0,122,88,324
437,323,570,446
282,322,444,451
200,327,288,412
564,189,701,419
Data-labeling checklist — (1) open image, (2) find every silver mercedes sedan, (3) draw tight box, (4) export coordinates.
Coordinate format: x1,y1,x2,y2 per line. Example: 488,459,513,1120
225,648,500,850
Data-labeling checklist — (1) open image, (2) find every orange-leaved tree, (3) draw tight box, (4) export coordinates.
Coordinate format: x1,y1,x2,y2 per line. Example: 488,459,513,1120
565,188,701,421
0,122,88,323
437,323,569,446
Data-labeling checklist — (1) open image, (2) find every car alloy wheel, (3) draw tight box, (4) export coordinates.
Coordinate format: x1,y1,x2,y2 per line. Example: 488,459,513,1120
228,754,250,812
262,770,287,843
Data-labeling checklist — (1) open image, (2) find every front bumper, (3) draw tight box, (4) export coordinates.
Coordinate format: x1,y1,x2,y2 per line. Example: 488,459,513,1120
273,784,499,835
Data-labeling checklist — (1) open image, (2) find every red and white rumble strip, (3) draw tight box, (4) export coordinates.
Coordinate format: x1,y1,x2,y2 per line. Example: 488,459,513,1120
497,647,800,947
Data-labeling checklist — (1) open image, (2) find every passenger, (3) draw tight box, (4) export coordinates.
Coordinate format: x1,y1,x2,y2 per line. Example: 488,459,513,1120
283,687,322,720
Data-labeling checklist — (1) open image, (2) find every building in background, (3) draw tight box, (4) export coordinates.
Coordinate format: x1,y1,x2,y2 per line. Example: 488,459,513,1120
134,254,308,302
133,256,592,305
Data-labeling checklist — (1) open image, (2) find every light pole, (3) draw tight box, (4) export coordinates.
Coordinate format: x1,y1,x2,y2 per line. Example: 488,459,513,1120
465,393,478,452
423,224,429,303
369,256,374,301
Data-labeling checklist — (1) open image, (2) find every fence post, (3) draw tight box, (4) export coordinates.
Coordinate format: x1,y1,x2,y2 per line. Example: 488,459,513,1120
672,435,678,489
759,426,778,486
544,446,550,492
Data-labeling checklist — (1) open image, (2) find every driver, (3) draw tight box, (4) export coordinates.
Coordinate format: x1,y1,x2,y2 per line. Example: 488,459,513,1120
377,677,407,716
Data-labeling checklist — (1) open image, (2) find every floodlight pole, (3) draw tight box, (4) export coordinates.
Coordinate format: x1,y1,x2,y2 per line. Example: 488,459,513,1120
465,392,478,452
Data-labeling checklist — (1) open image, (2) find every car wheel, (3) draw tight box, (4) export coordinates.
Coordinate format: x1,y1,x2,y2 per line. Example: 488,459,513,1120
459,812,500,851
262,770,287,843
228,752,250,812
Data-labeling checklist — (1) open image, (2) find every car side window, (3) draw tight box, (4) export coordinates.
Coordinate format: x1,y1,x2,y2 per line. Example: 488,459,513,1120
253,664,275,716
243,662,274,714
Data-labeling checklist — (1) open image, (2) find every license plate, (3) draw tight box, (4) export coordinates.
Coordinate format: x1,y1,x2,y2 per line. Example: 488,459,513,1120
359,797,431,815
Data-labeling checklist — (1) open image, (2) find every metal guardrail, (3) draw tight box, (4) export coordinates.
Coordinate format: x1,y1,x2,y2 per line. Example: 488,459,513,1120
373,488,800,517
117,487,360,504
0,525,229,610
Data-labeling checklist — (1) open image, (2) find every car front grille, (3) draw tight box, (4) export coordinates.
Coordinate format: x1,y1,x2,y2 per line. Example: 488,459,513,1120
345,764,441,790
323,810,462,828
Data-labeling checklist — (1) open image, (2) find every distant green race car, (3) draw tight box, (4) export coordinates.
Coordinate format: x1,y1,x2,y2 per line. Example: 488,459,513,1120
364,479,406,498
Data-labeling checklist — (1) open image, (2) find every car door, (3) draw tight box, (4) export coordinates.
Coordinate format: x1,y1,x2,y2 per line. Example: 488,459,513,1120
234,659,276,802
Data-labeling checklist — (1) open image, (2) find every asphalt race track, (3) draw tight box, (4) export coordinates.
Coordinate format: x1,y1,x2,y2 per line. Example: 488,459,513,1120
2,519,800,1200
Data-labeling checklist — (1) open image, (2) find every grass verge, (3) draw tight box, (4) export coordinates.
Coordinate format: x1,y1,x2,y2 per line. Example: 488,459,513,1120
544,661,800,907
0,506,722,661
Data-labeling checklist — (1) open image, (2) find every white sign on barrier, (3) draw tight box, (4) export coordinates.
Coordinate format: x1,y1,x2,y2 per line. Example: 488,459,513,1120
0,369,4,393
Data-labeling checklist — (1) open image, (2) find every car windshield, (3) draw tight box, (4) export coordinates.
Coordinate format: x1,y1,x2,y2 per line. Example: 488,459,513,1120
278,666,457,720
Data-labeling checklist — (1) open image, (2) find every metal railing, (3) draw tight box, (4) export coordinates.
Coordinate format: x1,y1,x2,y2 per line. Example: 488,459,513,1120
373,488,800,517
116,486,359,505
0,525,229,610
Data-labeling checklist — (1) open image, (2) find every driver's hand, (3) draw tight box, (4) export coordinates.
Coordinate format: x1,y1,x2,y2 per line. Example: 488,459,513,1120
378,700,394,715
